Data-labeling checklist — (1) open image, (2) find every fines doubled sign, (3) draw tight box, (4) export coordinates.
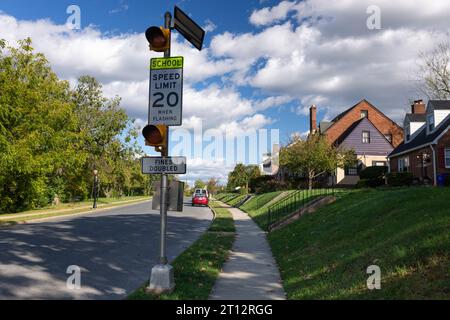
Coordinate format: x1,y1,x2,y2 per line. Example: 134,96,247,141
149,57,183,126
141,157,187,175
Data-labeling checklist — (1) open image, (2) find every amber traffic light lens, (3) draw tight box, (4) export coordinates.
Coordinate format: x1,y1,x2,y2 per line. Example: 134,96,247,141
145,27,167,48
143,125,163,145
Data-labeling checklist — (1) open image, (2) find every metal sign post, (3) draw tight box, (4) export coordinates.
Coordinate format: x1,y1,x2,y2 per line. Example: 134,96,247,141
147,11,176,295
144,7,205,295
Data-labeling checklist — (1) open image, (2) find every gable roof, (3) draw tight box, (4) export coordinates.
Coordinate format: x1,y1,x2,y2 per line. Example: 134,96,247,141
335,117,393,147
429,100,450,110
335,118,364,145
389,114,450,157
323,99,402,134
319,121,333,132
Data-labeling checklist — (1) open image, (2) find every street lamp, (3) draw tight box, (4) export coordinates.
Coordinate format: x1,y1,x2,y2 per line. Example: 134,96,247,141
93,169,99,209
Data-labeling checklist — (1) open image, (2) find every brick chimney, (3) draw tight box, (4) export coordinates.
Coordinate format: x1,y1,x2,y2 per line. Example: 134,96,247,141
411,100,426,114
310,105,317,134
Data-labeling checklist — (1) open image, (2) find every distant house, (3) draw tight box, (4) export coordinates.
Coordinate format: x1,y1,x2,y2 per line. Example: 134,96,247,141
259,144,280,176
312,99,404,185
388,100,450,185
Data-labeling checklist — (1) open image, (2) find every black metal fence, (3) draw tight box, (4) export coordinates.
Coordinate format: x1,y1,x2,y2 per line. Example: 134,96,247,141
267,188,335,231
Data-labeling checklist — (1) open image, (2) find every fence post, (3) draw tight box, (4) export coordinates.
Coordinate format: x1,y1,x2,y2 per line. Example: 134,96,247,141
332,177,335,196
302,189,305,208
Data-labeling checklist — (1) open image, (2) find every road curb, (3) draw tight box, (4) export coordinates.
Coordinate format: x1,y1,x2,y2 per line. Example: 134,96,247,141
0,199,152,227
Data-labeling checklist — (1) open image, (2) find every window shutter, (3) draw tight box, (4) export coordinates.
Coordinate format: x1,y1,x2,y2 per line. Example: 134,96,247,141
438,147,445,168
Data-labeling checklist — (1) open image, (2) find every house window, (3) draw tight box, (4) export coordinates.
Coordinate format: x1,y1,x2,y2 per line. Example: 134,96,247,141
362,131,370,144
405,124,410,141
361,110,368,118
446,149,450,168
384,134,392,143
345,166,358,176
398,157,409,172
345,160,362,176
428,113,434,131
373,161,387,167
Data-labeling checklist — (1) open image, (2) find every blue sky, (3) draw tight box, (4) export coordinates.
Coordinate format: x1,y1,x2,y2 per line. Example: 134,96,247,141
0,0,259,34
1,0,450,183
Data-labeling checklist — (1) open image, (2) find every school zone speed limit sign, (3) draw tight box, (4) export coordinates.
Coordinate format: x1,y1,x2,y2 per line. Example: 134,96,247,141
148,56,183,126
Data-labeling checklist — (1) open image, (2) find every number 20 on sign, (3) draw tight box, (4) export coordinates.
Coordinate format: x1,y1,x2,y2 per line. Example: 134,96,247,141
149,56,184,126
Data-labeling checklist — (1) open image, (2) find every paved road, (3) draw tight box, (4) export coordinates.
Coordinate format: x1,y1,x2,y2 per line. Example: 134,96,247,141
0,199,213,300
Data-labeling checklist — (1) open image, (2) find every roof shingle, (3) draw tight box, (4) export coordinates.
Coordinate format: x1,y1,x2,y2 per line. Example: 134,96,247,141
389,115,450,157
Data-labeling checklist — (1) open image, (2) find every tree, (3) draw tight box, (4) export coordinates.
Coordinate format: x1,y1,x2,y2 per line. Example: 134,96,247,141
194,179,206,189
280,134,356,190
0,38,148,213
72,75,144,199
227,164,261,193
0,38,84,211
206,178,219,195
417,42,450,99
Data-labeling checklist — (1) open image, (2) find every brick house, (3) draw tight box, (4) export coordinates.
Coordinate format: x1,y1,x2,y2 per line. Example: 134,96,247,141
312,99,404,185
388,100,450,186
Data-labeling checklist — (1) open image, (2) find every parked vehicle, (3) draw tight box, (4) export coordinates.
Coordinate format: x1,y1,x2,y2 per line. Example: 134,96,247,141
192,188,209,206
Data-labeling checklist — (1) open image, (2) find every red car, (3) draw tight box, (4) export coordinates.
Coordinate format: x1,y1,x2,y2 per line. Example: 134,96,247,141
192,189,209,206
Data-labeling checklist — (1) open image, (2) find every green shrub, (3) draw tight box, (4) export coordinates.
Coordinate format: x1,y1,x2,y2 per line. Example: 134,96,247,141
444,174,450,187
356,178,385,189
387,172,414,186
356,179,369,188
360,166,388,180
249,175,273,193
256,179,289,194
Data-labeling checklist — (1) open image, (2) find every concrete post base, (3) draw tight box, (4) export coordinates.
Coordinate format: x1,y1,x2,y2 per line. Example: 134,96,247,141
146,264,175,294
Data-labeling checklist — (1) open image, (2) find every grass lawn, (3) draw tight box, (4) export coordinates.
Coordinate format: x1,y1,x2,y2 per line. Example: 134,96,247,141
224,194,248,207
220,194,241,203
244,189,350,231
239,191,286,230
128,200,235,300
239,191,283,212
268,187,450,299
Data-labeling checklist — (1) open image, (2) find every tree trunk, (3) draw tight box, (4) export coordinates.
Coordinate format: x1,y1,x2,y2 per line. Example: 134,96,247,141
308,172,313,191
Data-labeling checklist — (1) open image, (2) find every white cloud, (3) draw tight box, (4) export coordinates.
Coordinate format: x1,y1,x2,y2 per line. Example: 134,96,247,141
210,0,450,122
3,0,450,180
250,1,298,27
182,158,233,185
109,5,129,14
109,0,129,14
203,19,217,33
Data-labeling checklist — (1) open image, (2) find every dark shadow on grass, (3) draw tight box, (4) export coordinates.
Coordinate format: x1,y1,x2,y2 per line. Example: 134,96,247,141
269,188,450,299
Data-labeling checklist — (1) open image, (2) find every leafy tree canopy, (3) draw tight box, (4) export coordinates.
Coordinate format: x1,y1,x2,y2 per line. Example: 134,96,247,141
280,134,356,189
0,38,148,213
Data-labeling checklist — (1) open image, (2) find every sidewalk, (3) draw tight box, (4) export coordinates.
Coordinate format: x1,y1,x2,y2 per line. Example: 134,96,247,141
209,205,285,300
